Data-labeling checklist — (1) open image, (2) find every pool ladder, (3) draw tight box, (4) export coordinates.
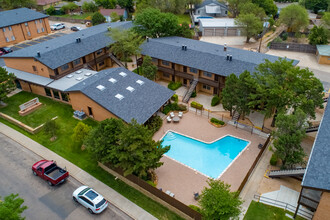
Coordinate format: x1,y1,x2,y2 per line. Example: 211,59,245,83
167,132,176,140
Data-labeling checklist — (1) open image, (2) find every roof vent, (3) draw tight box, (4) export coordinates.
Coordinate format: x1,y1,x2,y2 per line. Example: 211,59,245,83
126,86,135,92
66,74,74,78
119,72,127,77
226,54,229,60
37,51,40,57
182,44,185,50
75,70,82,74
84,72,92,77
146,37,149,42
96,85,105,91
136,79,144,85
229,55,232,61
115,94,124,100
108,78,117,83
224,43,227,51
76,77,84,81
76,37,81,43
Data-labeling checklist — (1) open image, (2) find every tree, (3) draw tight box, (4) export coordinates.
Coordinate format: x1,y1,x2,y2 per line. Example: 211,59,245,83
321,12,330,27
43,120,58,139
252,0,277,16
0,67,16,104
199,179,243,220
92,12,106,25
239,2,266,21
0,193,27,220
279,4,309,32
177,22,193,38
305,0,329,13
221,74,239,117
308,25,329,45
84,118,124,162
45,5,55,15
118,0,134,12
61,2,78,14
108,28,143,67
117,119,170,177
272,109,307,168
134,8,180,38
82,1,99,12
71,122,92,145
0,0,36,9
227,0,251,17
95,0,117,9
235,13,263,43
141,55,157,80
235,71,253,120
110,12,120,22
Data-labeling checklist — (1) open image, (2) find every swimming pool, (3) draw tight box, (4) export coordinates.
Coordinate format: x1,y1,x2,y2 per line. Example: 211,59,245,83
162,132,249,178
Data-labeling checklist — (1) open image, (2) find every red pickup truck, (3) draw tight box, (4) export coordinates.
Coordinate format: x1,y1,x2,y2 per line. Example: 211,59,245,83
32,160,69,186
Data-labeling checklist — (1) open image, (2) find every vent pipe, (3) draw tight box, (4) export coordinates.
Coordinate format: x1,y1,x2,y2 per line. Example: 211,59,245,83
226,54,229,60
37,51,40,57
224,43,227,51
184,45,187,51
146,37,149,42
182,44,185,50
229,55,232,61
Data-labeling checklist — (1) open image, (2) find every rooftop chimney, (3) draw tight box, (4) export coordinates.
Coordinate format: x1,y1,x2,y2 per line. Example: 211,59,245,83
229,55,232,61
226,54,229,60
184,45,187,51
76,38,79,43
224,43,227,51
182,44,185,50
37,51,40,57
146,37,149,42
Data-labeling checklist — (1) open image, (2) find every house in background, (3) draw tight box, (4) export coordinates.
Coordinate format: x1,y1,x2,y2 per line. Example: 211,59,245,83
193,0,228,24
100,8,128,22
36,0,61,11
0,8,51,47
199,18,242,36
316,45,330,65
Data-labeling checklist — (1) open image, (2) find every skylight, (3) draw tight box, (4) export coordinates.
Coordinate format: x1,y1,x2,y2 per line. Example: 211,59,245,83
119,72,127,77
115,94,124,100
108,78,117,83
96,85,105,91
66,74,73,78
75,70,82,74
136,80,144,85
85,72,92,77
76,77,84,81
126,86,135,92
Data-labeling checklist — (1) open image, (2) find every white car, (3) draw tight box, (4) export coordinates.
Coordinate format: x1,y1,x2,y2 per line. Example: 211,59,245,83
50,23,65,31
72,186,108,214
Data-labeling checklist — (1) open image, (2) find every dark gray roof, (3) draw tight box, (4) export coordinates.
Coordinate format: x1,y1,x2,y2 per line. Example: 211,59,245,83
141,37,298,77
4,66,53,86
0,8,48,28
302,104,330,191
67,67,174,124
196,0,227,10
4,21,133,69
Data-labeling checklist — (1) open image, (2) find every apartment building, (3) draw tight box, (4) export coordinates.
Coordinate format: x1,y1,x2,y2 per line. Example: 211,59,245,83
0,8,51,47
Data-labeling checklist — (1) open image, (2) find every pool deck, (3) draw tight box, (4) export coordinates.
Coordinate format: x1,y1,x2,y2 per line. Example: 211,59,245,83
153,111,266,206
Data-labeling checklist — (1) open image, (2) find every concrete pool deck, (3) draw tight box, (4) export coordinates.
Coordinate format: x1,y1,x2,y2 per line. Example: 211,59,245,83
153,112,267,206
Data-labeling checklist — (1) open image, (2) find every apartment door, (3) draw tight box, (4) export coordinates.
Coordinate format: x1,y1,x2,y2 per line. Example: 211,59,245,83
171,63,175,69
183,79,187,86
214,88,218,95
183,66,187,72
87,106,93,116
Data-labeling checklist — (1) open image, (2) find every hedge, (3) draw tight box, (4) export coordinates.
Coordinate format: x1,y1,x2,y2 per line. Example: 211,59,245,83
191,91,196,98
162,103,187,115
211,95,220,106
190,101,203,110
210,118,225,125
171,94,178,102
168,81,182,91
270,154,278,166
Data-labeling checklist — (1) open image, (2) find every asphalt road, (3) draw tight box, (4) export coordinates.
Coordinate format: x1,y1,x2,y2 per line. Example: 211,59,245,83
0,133,132,220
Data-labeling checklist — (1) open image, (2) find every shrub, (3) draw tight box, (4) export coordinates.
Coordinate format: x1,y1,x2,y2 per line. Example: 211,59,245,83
188,205,201,213
145,116,163,133
146,180,157,187
273,37,283,43
171,94,178,102
210,118,225,125
281,32,288,41
191,91,197,98
43,119,58,137
211,95,220,106
168,81,182,91
46,5,55,15
162,103,187,114
270,154,278,166
190,101,203,110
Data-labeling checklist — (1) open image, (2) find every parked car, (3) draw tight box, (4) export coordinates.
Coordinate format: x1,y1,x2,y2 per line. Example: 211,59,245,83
72,186,108,214
71,26,82,31
0,47,13,55
50,23,65,31
32,160,69,186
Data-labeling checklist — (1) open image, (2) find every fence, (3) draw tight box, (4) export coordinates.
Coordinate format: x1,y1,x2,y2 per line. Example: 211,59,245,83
254,194,313,219
99,163,202,220
269,42,316,53
48,16,91,24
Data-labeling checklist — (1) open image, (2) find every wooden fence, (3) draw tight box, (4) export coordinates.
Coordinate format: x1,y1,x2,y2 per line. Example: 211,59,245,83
48,16,91,24
269,42,316,53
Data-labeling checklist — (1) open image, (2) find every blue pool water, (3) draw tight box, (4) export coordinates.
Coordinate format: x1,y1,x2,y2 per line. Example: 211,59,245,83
197,16,214,19
162,132,249,178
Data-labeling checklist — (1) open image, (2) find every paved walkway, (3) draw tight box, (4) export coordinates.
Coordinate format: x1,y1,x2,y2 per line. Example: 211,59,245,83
0,122,156,220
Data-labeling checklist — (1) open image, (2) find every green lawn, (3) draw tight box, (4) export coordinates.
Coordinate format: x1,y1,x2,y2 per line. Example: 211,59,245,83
244,201,306,220
54,12,94,20
176,14,192,24
0,91,183,220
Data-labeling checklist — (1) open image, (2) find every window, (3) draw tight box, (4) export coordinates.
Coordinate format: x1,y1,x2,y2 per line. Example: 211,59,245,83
5,37,9,42
27,31,31,36
25,22,28,26
45,88,52,97
60,64,69,71
162,60,170,66
37,29,40,33
35,20,37,24
151,58,158,63
79,196,93,206
41,27,45,32
225,11,228,14
61,92,69,102
99,61,105,66
163,73,170,78
8,26,12,31
3,28,5,32
32,65,37,72
96,49,103,55
73,58,81,65
203,71,212,78
39,19,42,23
53,90,60,99
203,84,211,90
11,36,15,41
189,67,198,73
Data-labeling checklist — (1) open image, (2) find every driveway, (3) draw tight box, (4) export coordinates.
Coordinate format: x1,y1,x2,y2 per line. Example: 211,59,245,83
0,133,131,220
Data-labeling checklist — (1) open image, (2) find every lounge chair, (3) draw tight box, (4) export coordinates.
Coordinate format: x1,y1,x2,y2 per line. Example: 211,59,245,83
170,112,175,118
167,116,172,123
178,111,183,118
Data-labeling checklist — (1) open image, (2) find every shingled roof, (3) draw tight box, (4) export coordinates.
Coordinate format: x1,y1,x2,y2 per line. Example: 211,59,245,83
140,37,298,77
67,67,174,124
302,103,330,191
4,21,133,69
0,8,48,28
196,0,227,9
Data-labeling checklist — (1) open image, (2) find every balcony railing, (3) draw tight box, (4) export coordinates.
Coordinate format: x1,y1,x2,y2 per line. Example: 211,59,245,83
157,65,174,74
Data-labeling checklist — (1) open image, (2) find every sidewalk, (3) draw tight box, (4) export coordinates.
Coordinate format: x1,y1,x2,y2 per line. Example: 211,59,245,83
0,122,156,220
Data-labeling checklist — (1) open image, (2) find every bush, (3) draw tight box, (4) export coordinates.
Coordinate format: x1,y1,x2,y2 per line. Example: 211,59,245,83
191,91,196,98
171,94,178,102
146,180,157,187
281,32,288,41
273,37,283,43
46,5,55,15
168,81,182,91
270,154,278,166
92,12,106,25
210,118,225,125
145,116,163,133
188,205,201,213
211,95,220,106
162,103,187,115
43,120,58,137
190,101,203,110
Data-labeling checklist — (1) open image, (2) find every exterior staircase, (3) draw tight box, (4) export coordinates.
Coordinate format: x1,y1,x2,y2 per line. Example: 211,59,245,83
306,125,319,133
182,78,198,103
268,168,306,179
109,53,125,68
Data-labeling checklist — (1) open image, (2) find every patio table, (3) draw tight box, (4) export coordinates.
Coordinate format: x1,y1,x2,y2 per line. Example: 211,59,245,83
172,116,180,123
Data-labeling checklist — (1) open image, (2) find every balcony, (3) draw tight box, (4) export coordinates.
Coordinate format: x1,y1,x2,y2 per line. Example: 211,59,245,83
157,65,174,74
197,77,219,88
50,64,84,80
87,53,110,66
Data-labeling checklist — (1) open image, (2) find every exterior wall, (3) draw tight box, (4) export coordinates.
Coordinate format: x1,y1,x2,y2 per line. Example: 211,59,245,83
0,18,51,47
4,57,52,78
202,27,241,36
69,92,118,121
317,54,330,65
195,5,227,17
314,192,330,220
